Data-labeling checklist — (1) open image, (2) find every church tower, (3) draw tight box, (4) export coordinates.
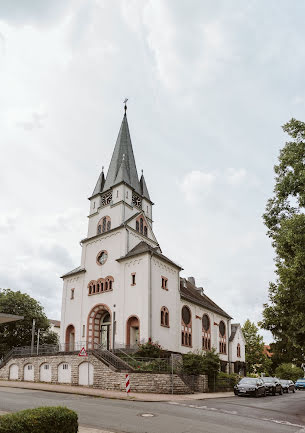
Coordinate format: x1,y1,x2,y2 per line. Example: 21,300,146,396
60,106,181,352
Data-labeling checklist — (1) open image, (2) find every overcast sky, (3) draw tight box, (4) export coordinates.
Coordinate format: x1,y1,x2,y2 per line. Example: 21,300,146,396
1,0,305,343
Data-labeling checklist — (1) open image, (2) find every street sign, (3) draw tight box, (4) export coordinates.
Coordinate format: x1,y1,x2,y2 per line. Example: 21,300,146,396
78,347,88,357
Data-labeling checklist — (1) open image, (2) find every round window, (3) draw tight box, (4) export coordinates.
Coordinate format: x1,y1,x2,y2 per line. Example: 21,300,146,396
97,251,108,266
182,306,191,325
219,321,226,337
202,314,210,331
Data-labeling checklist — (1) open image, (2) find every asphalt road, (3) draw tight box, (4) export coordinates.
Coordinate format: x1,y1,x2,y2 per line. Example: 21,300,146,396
0,387,305,433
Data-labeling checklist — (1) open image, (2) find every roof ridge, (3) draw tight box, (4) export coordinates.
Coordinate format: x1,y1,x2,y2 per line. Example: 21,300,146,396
103,115,141,194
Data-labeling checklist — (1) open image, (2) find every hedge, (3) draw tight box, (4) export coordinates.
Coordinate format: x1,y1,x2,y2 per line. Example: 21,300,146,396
0,406,78,433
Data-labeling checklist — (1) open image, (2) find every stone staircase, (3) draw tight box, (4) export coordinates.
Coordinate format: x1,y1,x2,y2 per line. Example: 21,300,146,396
92,348,134,372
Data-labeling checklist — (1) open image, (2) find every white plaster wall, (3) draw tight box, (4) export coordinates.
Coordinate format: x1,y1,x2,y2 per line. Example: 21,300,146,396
142,198,152,223
230,326,246,363
49,324,60,337
151,257,180,352
60,274,84,344
120,255,149,344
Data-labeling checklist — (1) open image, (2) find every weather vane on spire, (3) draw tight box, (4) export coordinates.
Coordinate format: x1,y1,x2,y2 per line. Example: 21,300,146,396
123,98,128,114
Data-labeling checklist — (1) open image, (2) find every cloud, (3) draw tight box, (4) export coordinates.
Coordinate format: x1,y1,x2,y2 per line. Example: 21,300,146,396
180,168,248,204
180,170,216,203
226,168,247,186
0,0,72,27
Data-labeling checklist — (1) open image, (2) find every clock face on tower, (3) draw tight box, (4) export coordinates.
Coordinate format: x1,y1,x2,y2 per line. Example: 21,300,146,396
132,193,142,209
97,251,108,265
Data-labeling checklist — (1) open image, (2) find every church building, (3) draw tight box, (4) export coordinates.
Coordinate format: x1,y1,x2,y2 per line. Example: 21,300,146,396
60,108,245,374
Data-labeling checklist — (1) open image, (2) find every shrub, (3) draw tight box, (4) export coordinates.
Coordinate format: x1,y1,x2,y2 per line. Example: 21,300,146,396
135,340,165,358
275,363,304,382
182,353,204,375
0,406,78,433
182,349,220,379
216,372,239,389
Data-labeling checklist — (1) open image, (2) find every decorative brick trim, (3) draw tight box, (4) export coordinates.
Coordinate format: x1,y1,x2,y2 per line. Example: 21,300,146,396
126,315,140,346
96,250,108,266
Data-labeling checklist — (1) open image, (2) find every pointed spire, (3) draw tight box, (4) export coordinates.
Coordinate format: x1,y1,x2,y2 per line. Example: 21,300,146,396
114,153,131,185
140,171,150,201
103,114,141,194
91,169,105,197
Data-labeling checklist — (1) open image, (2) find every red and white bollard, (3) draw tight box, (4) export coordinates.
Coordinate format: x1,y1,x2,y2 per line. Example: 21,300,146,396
125,374,130,394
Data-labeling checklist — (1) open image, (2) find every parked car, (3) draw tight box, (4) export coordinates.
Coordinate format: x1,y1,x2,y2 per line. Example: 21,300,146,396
295,378,305,390
261,377,283,395
280,379,295,393
234,377,266,397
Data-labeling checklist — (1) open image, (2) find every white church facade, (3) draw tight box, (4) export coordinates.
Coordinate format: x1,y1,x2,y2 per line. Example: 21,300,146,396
60,109,245,374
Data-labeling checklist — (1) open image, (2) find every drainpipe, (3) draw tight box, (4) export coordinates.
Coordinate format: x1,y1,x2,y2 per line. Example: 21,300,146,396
125,225,129,254
148,252,153,341
227,319,231,373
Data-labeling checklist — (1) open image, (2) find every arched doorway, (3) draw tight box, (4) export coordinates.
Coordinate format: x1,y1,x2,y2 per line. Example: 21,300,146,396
65,324,75,351
126,316,140,347
87,304,111,350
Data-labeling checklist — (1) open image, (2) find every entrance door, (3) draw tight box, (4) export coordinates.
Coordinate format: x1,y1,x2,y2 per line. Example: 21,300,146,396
100,312,111,350
126,316,140,347
131,327,139,345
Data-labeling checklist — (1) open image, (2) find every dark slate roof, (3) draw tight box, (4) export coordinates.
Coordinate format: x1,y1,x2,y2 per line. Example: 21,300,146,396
180,278,232,319
140,173,150,201
114,155,131,185
90,170,105,198
117,241,182,270
229,323,239,341
103,114,141,194
61,266,86,279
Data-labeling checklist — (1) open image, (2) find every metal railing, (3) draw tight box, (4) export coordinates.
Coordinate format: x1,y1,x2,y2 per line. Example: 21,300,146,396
116,355,172,373
93,345,134,371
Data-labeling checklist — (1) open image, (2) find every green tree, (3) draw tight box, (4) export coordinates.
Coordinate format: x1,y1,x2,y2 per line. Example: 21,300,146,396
260,118,305,362
182,349,220,380
0,289,58,358
275,363,304,381
242,319,270,374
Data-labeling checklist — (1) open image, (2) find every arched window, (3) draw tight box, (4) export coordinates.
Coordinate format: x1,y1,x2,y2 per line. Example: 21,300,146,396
102,217,106,232
237,343,241,358
202,314,211,351
88,277,113,295
136,215,148,236
219,320,226,354
97,216,111,235
181,306,192,347
160,307,169,327
105,276,114,292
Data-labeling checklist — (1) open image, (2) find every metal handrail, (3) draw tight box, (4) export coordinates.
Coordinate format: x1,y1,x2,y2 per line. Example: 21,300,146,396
93,345,134,371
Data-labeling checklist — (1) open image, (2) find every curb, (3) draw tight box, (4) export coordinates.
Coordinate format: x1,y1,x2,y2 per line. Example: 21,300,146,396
0,380,234,402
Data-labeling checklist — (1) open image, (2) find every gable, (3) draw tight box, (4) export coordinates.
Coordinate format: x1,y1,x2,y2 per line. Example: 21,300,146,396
126,211,158,244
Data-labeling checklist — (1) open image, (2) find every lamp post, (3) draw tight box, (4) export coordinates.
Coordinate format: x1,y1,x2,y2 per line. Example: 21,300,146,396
31,319,36,355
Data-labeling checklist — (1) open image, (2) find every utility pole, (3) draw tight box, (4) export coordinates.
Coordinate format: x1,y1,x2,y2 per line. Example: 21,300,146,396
36,329,40,355
31,319,36,355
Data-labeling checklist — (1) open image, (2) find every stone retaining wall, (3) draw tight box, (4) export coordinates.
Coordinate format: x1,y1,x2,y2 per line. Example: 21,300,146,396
0,354,208,394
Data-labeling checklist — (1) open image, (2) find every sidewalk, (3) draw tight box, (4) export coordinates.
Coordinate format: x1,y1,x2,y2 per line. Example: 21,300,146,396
0,380,233,401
